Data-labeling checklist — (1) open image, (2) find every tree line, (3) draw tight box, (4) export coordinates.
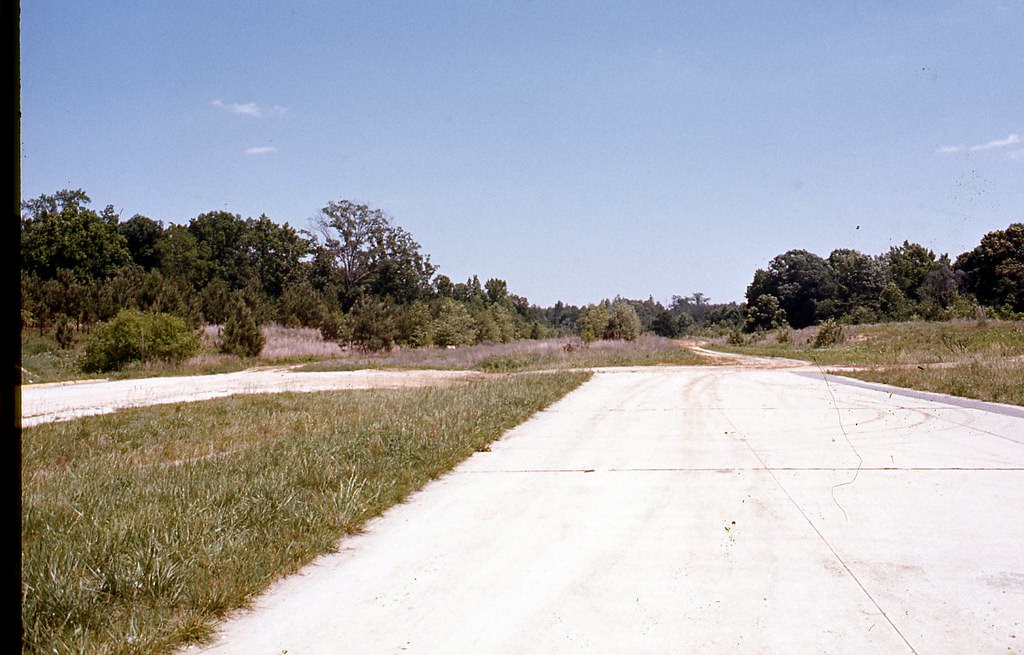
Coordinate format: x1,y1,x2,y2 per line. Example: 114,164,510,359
22,188,1019,359
743,224,1023,333
20,190,543,353
22,189,746,356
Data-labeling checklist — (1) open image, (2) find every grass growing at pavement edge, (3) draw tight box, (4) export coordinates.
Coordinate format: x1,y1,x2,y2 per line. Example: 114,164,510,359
21,371,590,654
712,319,1024,405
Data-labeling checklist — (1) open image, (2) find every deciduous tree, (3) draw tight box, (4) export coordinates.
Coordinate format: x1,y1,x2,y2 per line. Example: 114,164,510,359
605,302,641,340
955,223,1024,313
577,303,610,343
746,250,836,328
243,215,308,299
884,241,937,301
744,293,787,332
827,249,886,318
118,214,165,271
313,199,435,310
21,189,130,282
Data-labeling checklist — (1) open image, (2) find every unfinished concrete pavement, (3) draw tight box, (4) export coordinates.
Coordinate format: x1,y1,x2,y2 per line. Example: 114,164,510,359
184,366,1023,653
19,368,486,427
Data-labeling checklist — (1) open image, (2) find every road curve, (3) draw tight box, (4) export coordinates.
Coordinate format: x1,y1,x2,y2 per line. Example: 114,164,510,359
178,365,1024,654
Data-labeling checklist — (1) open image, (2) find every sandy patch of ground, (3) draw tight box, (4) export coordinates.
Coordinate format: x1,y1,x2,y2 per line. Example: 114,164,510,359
686,343,811,369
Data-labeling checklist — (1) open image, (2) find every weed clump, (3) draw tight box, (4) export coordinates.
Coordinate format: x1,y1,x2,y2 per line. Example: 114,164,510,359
727,330,746,346
813,319,845,348
477,352,544,372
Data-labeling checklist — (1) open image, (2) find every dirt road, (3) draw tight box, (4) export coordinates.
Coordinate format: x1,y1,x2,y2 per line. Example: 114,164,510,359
152,364,1023,654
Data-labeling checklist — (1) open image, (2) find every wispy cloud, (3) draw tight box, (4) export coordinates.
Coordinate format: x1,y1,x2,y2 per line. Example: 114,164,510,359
970,133,1020,151
245,146,278,155
212,99,286,118
938,132,1020,155
1008,149,1024,160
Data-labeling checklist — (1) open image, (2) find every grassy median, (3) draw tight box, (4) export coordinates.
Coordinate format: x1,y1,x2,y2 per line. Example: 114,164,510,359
21,371,590,654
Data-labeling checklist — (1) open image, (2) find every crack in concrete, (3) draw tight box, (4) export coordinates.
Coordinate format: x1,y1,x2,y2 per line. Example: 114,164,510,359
720,412,921,655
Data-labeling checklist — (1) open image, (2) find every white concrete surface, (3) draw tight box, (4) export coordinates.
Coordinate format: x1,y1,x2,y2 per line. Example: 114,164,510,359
179,366,1024,654
19,368,484,427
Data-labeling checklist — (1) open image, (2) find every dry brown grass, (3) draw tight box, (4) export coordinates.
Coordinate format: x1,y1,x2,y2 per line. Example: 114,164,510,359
296,334,716,372
258,325,345,359
199,325,344,360
26,325,717,384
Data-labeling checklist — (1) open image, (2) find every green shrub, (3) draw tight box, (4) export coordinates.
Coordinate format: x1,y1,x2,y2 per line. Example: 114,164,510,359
843,305,877,325
199,278,232,325
945,295,980,321
878,282,911,321
319,311,348,342
813,319,845,348
278,278,328,328
80,310,200,372
397,301,434,347
219,302,265,358
473,304,518,344
727,329,746,346
431,298,477,348
348,296,398,352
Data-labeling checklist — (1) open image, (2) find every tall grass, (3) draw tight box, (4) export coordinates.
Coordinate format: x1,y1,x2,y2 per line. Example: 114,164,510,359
721,319,1022,366
20,329,83,384
256,325,343,359
713,319,1024,404
841,358,1024,405
21,372,590,654
23,327,714,385
300,335,717,373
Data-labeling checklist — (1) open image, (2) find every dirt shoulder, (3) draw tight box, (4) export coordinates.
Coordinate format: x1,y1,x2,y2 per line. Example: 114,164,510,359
685,343,811,369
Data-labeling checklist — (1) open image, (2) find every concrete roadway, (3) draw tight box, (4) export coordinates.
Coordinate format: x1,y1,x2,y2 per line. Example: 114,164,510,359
19,368,485,427
180,365,1024,654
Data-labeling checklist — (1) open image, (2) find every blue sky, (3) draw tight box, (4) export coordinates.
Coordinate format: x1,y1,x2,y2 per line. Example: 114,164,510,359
21,1,1023,307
